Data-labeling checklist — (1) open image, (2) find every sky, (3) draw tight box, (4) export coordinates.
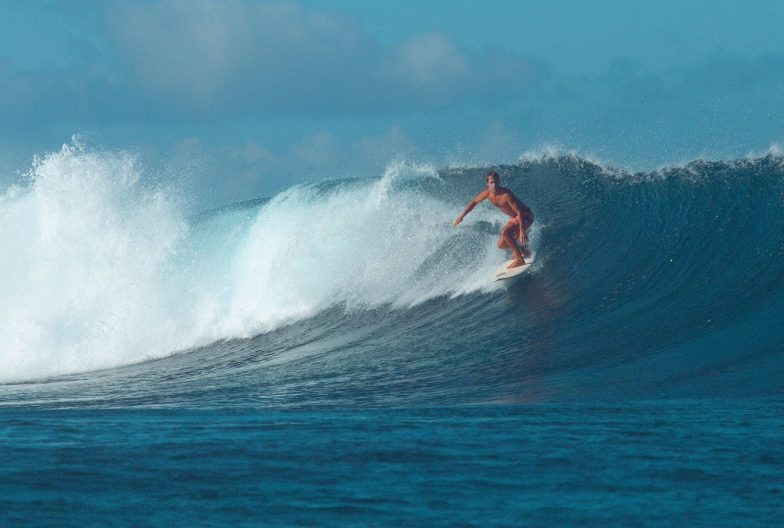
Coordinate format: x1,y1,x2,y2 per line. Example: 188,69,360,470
1,0,783,206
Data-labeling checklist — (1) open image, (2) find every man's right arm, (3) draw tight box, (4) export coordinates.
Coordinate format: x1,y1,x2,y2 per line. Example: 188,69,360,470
454,191,487,226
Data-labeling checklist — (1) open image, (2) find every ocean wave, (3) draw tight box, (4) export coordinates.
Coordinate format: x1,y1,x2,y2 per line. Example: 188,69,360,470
1,143,783,406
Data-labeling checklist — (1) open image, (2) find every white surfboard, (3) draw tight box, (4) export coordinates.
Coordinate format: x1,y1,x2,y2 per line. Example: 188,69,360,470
492,253,535,282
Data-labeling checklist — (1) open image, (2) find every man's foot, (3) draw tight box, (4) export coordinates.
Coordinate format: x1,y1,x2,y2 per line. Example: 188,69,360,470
507,258,525,269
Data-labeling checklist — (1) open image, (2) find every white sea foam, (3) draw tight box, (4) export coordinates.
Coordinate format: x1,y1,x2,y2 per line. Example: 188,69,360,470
0,143,188,382
0,145,504,382
197,160,503,339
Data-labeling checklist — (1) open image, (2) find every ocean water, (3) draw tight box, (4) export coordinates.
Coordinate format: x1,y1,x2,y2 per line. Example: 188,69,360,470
1,145,783,526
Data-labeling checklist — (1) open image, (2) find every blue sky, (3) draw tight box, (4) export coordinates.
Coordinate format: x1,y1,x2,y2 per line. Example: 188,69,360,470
1,0,783,206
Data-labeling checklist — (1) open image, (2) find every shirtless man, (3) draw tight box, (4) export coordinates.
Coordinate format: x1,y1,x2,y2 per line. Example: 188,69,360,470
453,170,534,268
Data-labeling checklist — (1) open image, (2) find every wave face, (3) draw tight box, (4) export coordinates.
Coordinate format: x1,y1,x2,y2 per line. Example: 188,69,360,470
1,145,784,406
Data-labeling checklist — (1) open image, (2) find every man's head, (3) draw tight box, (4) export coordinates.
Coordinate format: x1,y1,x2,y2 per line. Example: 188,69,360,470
486,170,500,190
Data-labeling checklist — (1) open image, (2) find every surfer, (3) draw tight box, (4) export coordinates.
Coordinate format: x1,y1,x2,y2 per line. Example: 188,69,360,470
453,170,534,268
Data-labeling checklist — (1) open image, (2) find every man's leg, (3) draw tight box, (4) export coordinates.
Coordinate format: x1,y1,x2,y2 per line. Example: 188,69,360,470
497,222,514,249
520,213,533,257
504,231,525,267
499,222,525,267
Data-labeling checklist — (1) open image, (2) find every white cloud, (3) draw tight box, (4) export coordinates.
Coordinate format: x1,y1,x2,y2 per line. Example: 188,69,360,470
108,0,373,105
383,33,471,89
0,1,546,128
104,0,544,114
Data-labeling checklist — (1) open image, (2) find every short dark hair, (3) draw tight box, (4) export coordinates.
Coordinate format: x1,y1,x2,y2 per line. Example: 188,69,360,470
486,170,499,181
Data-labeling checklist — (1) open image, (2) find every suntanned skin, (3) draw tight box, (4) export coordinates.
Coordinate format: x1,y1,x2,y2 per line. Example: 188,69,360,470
453,171,534,269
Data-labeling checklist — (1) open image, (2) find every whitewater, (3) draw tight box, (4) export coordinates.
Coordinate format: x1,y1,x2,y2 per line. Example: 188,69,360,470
0,144,507,383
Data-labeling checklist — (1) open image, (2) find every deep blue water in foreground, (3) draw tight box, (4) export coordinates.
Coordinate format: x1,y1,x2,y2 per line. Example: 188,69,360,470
0,400,784,527
2,153,784,525
2,401,783,527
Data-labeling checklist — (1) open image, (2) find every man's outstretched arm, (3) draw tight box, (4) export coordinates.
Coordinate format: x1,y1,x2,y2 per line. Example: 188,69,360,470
454,191,487,226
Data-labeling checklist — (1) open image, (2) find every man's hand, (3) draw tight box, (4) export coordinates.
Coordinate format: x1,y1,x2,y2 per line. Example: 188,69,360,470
453,216,463,227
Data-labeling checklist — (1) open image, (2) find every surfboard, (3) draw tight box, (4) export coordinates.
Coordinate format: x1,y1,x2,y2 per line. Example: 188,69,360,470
492,253,535,282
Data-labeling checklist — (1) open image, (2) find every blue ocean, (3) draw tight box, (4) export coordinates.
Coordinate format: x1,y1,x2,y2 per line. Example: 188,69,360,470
1,146,783,526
